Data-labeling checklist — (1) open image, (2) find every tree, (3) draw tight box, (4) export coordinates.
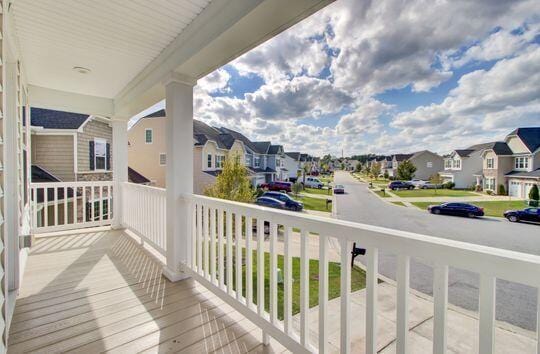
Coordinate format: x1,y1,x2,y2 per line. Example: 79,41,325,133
370,162,381,178
397,160,417,180
292,182,303,197
204,153,254,203
355,163,362,173
429,173,443,195
529,184,539,201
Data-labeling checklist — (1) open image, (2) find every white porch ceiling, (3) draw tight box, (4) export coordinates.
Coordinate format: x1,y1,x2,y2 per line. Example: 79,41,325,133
12,0,211,98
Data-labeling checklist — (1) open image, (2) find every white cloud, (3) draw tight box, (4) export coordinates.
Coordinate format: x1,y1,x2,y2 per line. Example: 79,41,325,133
197,68,231,94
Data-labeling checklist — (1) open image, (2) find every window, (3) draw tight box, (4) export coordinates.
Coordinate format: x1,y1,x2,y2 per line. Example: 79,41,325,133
145,128,153,144
245,154,252,166
159,153,166,166
484,178,495,191
216,155,225,168
453,159,461,169
444,159,452,169
94,138,107,170
486,158,494,169
207,154,212,168
254,156,261,167
515,157,529,170
426,161,433,168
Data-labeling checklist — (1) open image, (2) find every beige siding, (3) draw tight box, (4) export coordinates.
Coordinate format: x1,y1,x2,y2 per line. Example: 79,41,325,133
31,135,75,181
194,147,216,194
78,119,113,174
128,117,167,187
506,136,529,154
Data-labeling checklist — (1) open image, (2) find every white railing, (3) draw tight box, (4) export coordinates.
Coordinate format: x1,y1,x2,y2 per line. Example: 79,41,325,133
121,182,166,255
185,194,540,354
30,181,114,233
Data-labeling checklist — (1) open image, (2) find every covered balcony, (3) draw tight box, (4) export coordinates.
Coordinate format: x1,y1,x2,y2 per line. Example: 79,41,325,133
1,1,540,353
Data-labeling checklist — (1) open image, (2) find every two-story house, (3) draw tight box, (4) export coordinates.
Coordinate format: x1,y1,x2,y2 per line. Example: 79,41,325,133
439,143,492,189
283,152,302,180
390,150,443,180
478,127,540,197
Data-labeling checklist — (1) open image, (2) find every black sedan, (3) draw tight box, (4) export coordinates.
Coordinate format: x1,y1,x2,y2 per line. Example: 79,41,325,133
255,196,286,210
427,202,484,218
261,191,303,211
504,207,540,223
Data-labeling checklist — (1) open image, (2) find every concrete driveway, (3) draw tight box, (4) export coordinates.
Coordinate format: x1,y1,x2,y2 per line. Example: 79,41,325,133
333,171,539,331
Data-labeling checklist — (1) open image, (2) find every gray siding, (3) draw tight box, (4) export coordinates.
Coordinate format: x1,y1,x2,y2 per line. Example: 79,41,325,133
77,119,113,173
32,135,75,181
410,151,444,180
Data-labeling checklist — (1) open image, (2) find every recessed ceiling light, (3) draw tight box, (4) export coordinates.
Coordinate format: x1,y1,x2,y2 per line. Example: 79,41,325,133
73,66,91,74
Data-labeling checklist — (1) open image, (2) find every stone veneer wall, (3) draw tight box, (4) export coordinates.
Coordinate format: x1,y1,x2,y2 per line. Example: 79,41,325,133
77,172,113,182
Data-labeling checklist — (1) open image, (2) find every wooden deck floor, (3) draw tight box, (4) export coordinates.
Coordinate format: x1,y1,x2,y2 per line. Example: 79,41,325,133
8,228,287,353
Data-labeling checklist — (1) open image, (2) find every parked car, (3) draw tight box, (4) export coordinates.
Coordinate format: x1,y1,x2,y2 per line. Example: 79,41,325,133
409,179,427,188
262,192,303,211
303,176,324,189
421,182,444,189
427,203,484,218
255,196,286,209
333,184,345,194
388,181,414,190
504,208,540,223
260,181,292,192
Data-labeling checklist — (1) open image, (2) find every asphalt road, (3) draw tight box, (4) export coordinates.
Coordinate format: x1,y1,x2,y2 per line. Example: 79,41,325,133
333,171,540,331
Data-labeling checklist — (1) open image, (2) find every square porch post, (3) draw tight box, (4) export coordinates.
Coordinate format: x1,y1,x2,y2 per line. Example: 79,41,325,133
112,119,128,229
163,73,197,281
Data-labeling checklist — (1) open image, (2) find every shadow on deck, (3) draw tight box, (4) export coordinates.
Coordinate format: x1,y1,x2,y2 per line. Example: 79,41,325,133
8,228,287,353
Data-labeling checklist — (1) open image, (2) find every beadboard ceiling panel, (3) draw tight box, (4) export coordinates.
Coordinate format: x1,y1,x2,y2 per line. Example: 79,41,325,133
12,0,212,98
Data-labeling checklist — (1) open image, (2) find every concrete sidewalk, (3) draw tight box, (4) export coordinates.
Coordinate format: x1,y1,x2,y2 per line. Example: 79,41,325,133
292,282,537,353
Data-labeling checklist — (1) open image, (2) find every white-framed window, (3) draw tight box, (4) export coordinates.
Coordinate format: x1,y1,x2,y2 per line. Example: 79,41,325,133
426,161,433,168
486,158,495,169
444,159,452,169
216,155,225,168
254,156,261,167
514,156,529,170
159,153,166,166
94,138,107,171
453,159,461,169
207,154,212,168
245,154,252,166
484,177,495,191
145,128,153,144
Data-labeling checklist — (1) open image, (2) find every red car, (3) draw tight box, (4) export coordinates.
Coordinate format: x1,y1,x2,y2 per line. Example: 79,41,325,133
260,181,292,193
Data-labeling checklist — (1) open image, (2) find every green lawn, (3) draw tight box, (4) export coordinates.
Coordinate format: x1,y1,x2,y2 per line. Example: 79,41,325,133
392,189,477,198
374,190,390,198
391,201,407,207
233,251,366,319
304,187,333,196
319,176,334,184
297,195,332,212
411,200,528,217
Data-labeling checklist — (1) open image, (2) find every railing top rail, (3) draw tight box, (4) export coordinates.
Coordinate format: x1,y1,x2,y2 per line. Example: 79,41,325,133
31,181,114,188
187,193,540,288
122,182,166,193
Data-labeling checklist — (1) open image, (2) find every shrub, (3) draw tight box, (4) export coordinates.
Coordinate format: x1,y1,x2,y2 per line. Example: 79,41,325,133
486,190,493,195
475,185,483,192
498,184,506,196
529,184,539,201
383,171,389,179
292,182,303,196
443,182,455,189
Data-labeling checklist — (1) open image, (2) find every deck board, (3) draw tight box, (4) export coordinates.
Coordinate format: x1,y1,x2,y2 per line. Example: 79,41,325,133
8,228,287,353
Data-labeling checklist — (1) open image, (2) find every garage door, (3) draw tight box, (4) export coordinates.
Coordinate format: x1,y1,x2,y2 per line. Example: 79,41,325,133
509,181,521,198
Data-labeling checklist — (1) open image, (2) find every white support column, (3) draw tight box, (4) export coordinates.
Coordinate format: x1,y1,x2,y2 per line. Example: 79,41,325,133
112,119,128,229
163,73,197,282
5,61,20,291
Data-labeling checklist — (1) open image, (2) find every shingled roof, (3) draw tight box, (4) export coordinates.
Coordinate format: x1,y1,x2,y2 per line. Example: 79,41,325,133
507,127,540,152
128,167,151,184
285,152,301,160
31,107,89,129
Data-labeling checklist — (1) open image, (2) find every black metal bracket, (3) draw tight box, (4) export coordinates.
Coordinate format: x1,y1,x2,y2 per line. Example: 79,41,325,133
351,242,366,268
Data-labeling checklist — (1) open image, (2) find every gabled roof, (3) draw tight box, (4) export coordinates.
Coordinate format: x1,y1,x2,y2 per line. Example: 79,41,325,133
218,127,267,154
31,107,89,130
252,141,271,154
454,149,475,157
507,127,540,152
481,141,513,156
453,142,494,157
128,167,151,184
267,145,283,155
285,152,301,160
393,153,413,162
193,120,231,149
31,165,61,182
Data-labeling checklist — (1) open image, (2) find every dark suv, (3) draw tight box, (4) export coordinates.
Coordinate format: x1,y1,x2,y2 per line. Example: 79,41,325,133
262,192,303,211
260,181,292,193
388,181,414,190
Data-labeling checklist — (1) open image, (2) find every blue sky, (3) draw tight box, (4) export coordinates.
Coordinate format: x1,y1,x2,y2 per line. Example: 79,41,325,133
133,0,540,157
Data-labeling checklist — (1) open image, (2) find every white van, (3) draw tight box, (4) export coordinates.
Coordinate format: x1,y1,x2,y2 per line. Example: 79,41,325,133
303,176,324,189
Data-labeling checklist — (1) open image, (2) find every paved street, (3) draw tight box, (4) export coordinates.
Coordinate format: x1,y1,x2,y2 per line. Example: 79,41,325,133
333,171,540,331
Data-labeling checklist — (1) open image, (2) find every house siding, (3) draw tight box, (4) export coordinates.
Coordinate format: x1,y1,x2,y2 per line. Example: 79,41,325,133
128,117,166,187
31,135,75,181
194,146,216,195
483,152,513,194
410,152,443,180
77,119,113,175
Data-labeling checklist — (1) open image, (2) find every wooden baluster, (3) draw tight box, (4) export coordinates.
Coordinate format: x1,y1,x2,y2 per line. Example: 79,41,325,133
340,239,351,354
270,222,278,324
72,186,77,225
284,226,293,334
366,247,379,354
197,203,203,274
226,211,233,294
210,208,217,284
63,186,68,225
54,187,58,227
319,235,329,353
479,275,496,354
433,265,448,354
204,205,210,279
235,213,243,301
218,208,225,289
396,255,410,354
257,217,268,344
99,184,103,222
44,188,48,227
300,229,310,347
246,216,253,307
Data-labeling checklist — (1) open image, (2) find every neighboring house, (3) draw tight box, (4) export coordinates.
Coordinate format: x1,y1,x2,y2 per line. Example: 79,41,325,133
283,152,302,180
479,127,540,197
343,159,360,171
391,151,443,180
128,110,284,193
30,107,113,182
439,143,492,189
